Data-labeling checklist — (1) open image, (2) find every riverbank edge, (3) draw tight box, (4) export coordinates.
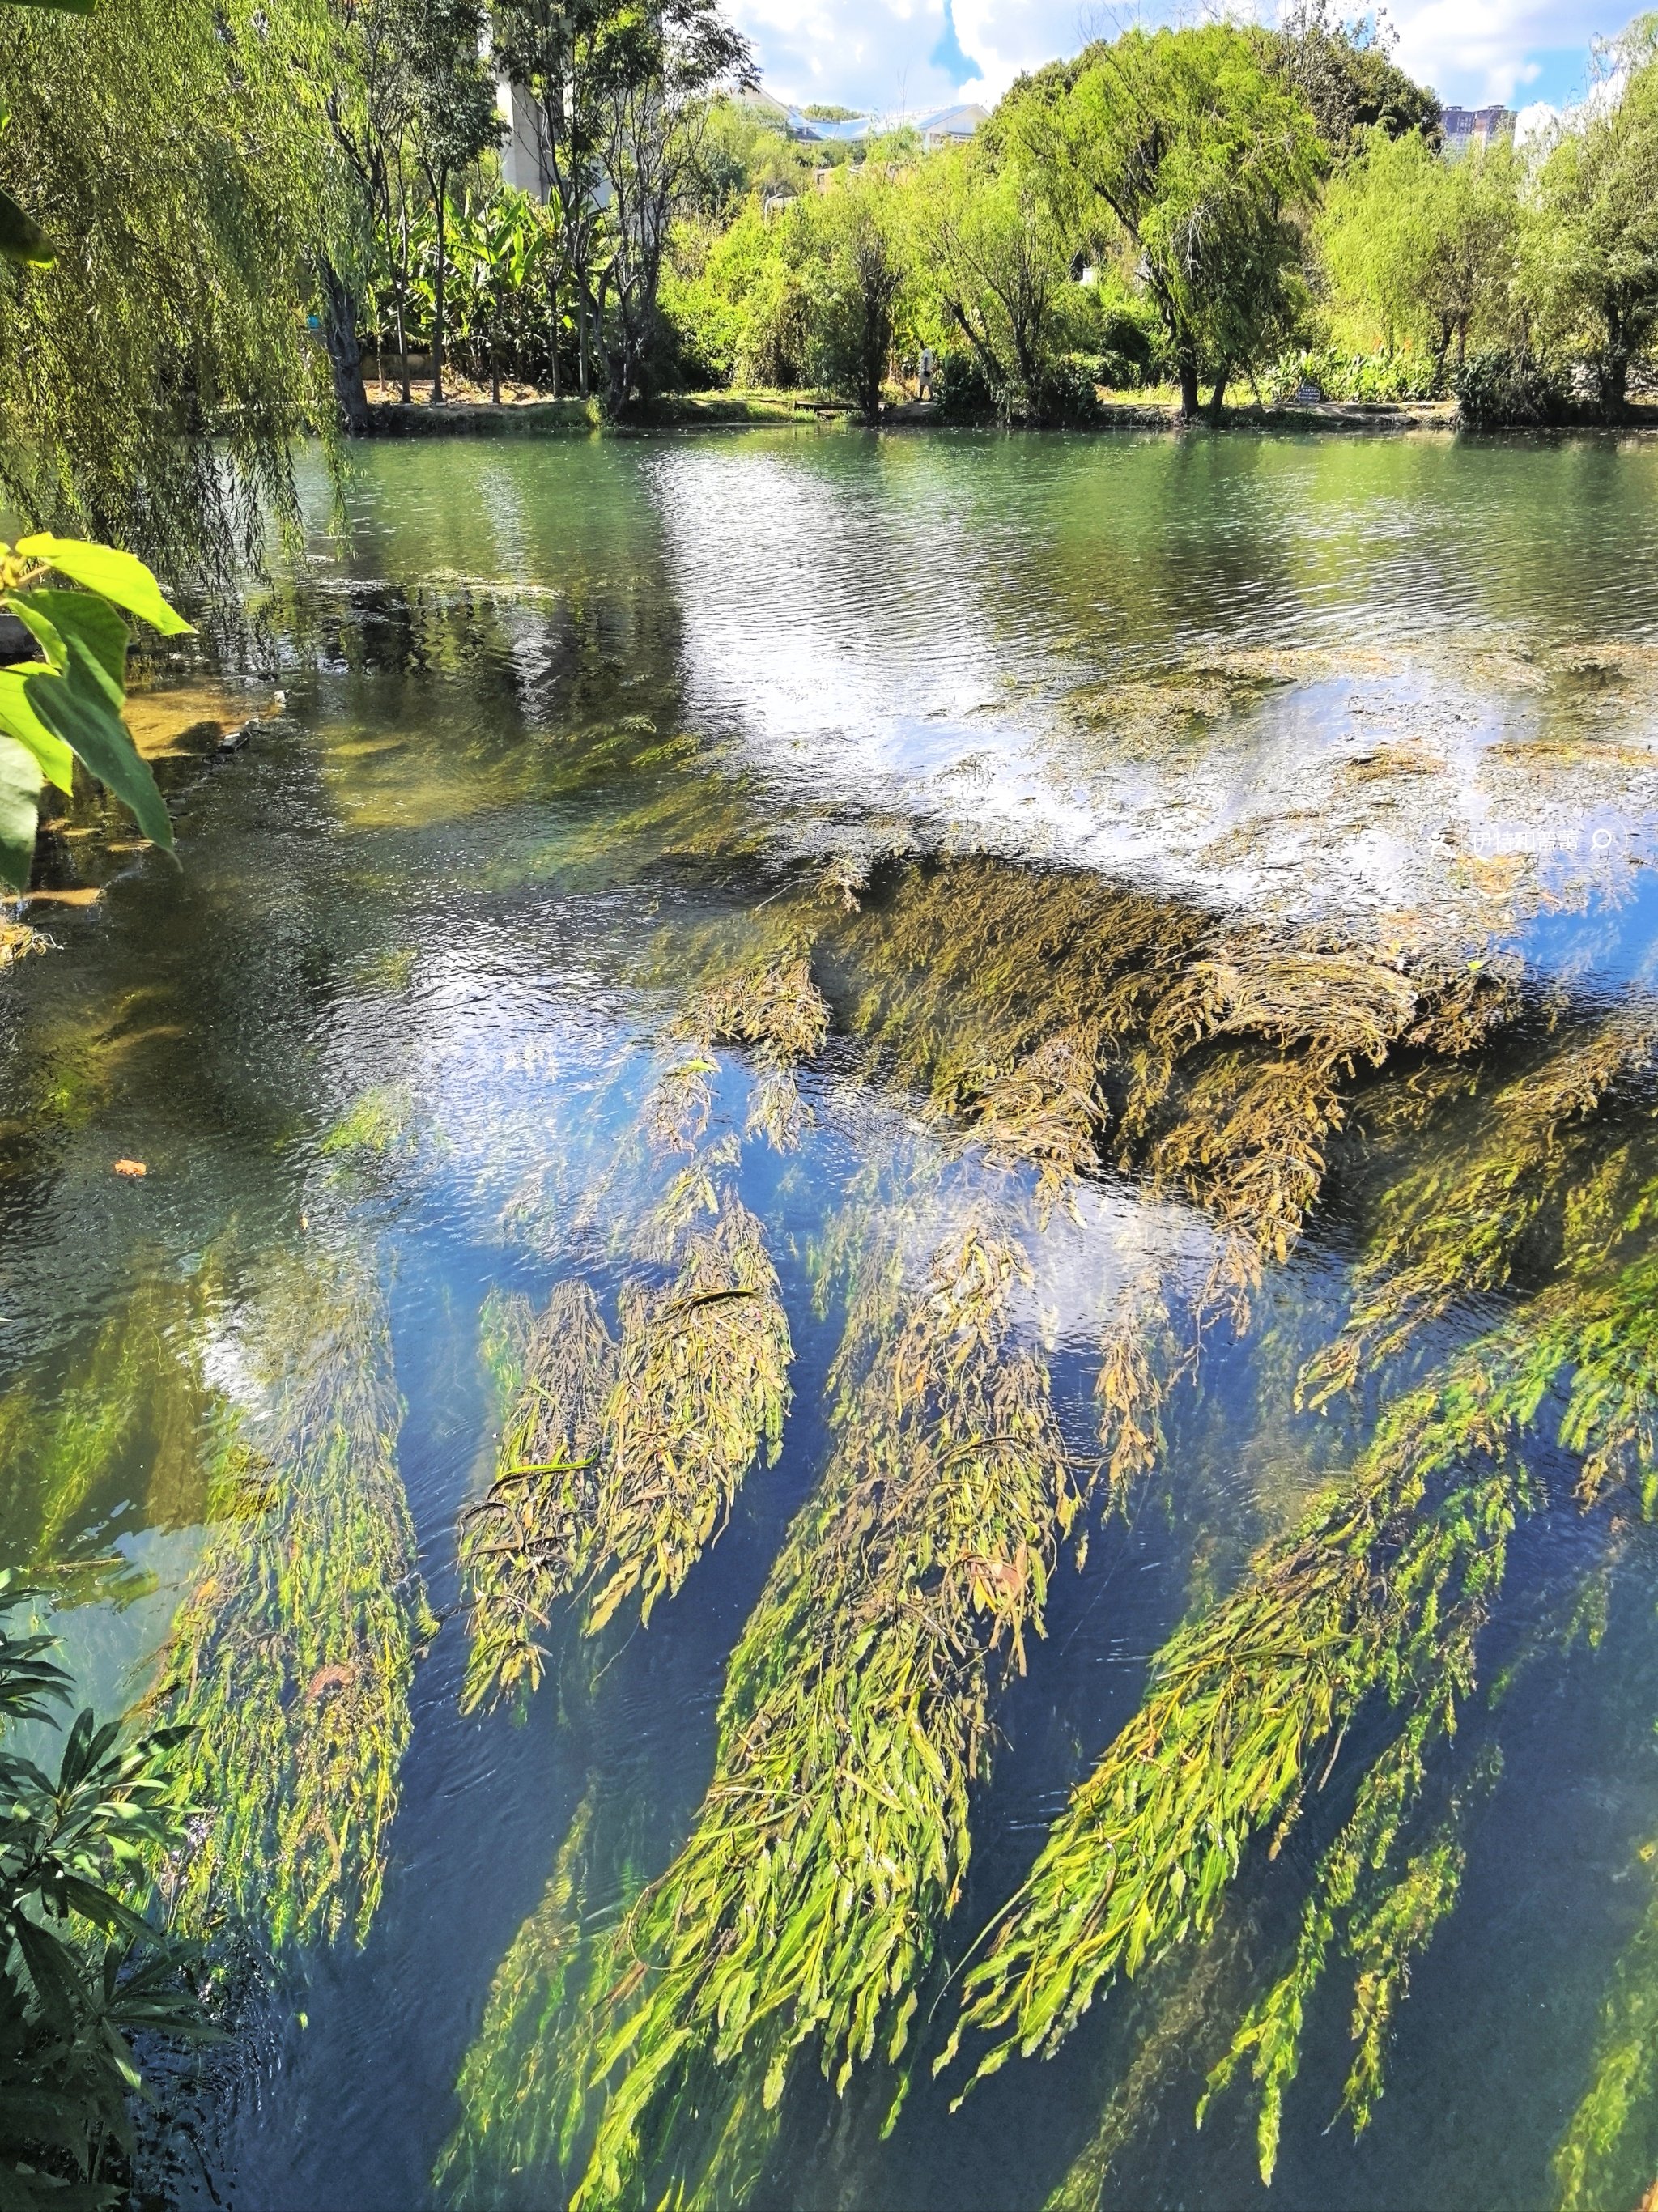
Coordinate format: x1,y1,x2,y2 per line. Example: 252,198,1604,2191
364,389,1658,439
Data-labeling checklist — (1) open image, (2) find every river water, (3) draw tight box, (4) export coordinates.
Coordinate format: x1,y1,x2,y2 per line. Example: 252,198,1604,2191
6,426,1658,2211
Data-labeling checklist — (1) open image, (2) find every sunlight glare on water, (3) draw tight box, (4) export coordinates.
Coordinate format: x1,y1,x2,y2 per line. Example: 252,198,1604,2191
4,427,1658,2212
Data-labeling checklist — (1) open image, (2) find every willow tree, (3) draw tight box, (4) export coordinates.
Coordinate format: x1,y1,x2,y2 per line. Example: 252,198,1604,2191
1317,126,1524,376
914,145,1074,418
811,168,909,418
1529,14,1658,414
0,0,329,589
1017,24,1325,419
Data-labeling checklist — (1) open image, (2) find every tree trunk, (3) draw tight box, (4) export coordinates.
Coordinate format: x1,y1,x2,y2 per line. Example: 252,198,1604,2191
548,275,560,398
576,281,589,398
397,211,412,404
432,173,448,406
317,259,371,436
1209,363,1230,425
1177,351,1200,420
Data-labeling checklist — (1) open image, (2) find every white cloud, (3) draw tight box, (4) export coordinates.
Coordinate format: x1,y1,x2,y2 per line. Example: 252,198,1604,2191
730,0,1085,110
1383,0,1596,104
728,0,1617,116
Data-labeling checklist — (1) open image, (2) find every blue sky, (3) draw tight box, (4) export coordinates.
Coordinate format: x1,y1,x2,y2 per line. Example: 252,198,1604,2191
726,0,1614,118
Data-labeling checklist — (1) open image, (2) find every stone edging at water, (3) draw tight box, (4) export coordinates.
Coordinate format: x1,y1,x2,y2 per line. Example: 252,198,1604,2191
362,391,1658,439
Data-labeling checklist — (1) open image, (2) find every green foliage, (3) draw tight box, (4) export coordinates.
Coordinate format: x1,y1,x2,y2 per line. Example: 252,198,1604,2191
1317,128,1524,376
661,201,814,388
0,0,329,583
1023,24,1327,415
1528,16,1658,411
1453,345,1572,425
1269,0,1443,156
0,534,190,894
914,147,1085,420
0,1571,216,2210
810,171,909,415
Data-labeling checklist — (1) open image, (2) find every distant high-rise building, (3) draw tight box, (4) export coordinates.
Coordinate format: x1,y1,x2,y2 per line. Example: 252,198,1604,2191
1441,104,1516,155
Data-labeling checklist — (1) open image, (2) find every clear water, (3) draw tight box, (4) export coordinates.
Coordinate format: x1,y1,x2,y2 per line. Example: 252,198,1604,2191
6,426,1658,2212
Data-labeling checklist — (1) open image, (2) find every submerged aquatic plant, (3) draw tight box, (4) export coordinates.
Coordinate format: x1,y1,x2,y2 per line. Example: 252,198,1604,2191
693,946,831,1153
565,1220,1078,2210
1300,1007,1658,1407
953,1031,1106,1224
593,1196,790,1632
944,1233,1658,2171
438,1785,608,2203
459,1280,617,1712
158,1249,432,1950
1554,1836,1658,2212
0,1267,223,1567
460,1195,790,1707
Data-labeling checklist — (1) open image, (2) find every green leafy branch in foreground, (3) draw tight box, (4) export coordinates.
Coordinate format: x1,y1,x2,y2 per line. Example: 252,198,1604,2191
942,1240,1658,2166
0,533,193,893
0,1570,217,2211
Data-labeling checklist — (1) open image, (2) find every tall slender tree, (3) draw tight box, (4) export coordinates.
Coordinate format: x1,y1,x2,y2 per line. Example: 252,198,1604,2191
404,0,499,403
491,0,750,412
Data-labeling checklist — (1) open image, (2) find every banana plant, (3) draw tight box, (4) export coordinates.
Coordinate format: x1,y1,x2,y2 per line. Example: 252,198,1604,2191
0,535,193,894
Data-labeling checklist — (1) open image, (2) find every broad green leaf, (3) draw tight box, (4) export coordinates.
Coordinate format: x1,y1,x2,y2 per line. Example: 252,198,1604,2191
0,730,41,892
4,592,64,670
11,587,130,687
13,534,193,636
0,185,55,269
12,1912,79,2032
0,667,74,790
27,636,172,850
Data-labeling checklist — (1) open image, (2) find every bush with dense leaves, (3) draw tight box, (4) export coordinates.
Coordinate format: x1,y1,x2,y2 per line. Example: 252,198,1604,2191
0,1572,215,2208
1454,348,1571,428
